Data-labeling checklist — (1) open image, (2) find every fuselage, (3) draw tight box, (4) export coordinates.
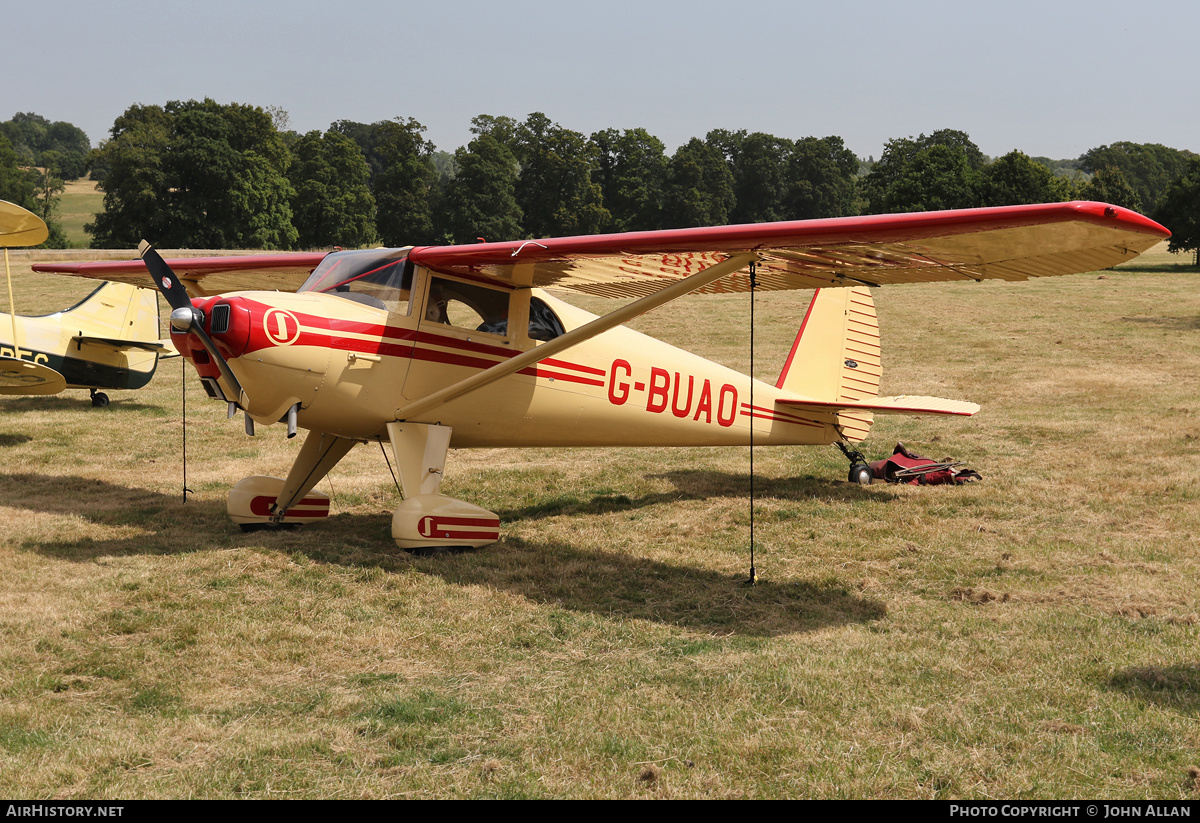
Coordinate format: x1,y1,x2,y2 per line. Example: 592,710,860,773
1,283,159,391
177,251,845,449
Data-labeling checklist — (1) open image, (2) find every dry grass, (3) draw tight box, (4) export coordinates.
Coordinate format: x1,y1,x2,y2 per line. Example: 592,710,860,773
0,242,1198,798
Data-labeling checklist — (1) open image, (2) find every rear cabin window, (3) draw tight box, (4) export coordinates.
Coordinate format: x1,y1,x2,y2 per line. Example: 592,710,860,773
528,297,564,341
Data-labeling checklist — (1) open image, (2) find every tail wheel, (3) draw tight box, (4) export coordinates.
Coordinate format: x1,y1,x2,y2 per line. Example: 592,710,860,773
849,463,873,485
90,391,110,408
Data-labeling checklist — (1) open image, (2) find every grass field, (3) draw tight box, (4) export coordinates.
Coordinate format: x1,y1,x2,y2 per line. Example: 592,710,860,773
1,243,1198,798
56,179,103,249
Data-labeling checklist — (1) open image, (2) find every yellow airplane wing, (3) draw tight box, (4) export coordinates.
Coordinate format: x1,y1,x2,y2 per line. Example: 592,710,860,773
0,355,66,395
34,203,1168,302
33,252,330,296
407,201,1169,298
0,200,49,247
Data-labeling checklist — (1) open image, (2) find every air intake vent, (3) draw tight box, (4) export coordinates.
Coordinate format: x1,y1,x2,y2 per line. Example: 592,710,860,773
210,303,230,334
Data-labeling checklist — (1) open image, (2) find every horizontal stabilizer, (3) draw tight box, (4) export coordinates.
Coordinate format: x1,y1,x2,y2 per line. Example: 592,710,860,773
777,395,979,417
73,335,175,354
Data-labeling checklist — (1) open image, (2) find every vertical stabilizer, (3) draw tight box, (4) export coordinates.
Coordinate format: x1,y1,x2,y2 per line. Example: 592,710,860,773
775,286,880,441
59,282,160,342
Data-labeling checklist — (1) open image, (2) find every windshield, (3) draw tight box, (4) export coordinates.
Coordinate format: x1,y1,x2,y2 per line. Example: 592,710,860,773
297,248,413,314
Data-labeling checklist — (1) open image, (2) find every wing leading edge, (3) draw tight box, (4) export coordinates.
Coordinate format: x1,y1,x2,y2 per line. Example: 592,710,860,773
33,252,329,295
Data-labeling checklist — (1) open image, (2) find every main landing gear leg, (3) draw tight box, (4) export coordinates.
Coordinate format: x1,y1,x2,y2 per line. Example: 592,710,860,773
386,421,499,551
227,430,357,529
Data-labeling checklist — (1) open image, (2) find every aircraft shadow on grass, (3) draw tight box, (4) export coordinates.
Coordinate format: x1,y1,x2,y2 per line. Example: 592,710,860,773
0,472,227,561
1108,663,1200,714
496,469,897,522
1,472,886,636
0,395,162,413
405,534,887,636
1121,315,1200,331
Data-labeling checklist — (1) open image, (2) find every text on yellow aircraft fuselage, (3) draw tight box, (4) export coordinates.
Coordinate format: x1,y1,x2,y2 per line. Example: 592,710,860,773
607,359,739,426
0,347,49,365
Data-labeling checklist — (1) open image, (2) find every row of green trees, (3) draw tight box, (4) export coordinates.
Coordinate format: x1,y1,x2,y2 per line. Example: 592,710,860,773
3,100,1196,261
1,113,91,181
80,103,864,249
0,113,93,248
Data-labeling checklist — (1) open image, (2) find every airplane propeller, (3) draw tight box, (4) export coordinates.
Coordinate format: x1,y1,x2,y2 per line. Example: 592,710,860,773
139,240,247,405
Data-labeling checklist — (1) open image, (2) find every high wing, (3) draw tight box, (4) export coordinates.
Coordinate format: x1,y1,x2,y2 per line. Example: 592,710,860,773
33,252,329,296
408,201,1169,298
389,201,1166,418
33,203,1166,300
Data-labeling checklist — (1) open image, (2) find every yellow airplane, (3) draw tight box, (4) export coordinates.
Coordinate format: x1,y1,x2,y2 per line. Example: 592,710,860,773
36,201,1169,547
1,200,164,406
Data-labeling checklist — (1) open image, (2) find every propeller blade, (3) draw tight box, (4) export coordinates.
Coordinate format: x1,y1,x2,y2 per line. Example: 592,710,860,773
139,240,194,311
141,240,248,406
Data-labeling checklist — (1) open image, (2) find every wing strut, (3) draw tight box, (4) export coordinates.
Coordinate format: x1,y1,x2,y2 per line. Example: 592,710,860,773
395,252,759,421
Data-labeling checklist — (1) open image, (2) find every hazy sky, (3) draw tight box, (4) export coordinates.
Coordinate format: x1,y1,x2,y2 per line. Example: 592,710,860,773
8,0,1197,161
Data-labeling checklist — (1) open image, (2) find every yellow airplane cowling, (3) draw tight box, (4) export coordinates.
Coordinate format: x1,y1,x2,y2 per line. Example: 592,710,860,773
392,494,501,550
227,476,331,526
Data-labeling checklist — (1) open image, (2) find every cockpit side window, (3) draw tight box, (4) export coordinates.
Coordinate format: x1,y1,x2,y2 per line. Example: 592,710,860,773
425,276,510,337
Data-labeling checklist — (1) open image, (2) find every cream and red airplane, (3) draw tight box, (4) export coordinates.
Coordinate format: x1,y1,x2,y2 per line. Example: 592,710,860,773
1,200,164,406
36,201,1169,548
